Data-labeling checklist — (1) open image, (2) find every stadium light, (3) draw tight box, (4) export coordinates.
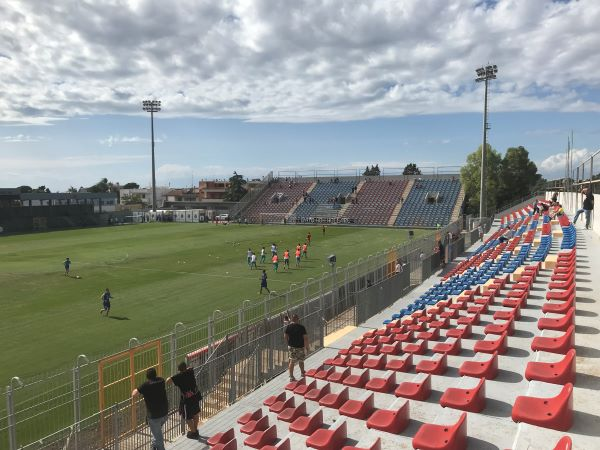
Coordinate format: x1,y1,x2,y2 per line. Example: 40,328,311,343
475,64,498,220
142,100,161,212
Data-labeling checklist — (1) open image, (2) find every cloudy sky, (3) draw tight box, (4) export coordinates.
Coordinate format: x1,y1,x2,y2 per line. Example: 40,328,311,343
1,0,599,191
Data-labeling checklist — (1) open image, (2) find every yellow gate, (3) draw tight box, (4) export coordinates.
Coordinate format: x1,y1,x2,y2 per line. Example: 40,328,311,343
98,339,162,445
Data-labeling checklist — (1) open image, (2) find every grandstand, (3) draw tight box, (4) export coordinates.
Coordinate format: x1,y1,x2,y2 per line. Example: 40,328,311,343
291,179,355,223
341,180,408,226
243,180,313,223
174,200,598,450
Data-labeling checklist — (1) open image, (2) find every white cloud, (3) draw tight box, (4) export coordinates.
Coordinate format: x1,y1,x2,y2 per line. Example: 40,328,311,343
0,134,43,142
1,0,599,125
539,148,593,177
99,135,163,147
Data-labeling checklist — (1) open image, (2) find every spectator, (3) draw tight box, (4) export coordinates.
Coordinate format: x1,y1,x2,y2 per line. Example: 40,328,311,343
573,187,594,229
167,362,201,440
285,314,308,381
551,191,559,203
132,368,168,450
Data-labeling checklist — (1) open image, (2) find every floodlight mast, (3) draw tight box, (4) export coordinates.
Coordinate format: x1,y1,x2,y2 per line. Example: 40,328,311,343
142,100,161,212
475,64,498,221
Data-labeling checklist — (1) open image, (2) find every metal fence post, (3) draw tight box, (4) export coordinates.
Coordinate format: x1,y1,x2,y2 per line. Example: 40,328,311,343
73,354,89,450
6,377,22,450
112,403,120,450
172,322,185,375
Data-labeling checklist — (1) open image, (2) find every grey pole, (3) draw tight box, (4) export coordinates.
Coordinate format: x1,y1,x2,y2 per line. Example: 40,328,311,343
142,100,161,212
6,377,23,450
73,354,89,450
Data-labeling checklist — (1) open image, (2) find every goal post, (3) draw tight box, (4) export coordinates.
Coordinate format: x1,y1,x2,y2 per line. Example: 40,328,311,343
258,212,289,224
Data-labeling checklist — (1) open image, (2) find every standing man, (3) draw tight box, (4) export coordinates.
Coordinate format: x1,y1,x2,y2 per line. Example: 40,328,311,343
295,247,301,267
272,253,279,272
250,252,257,270
260,270,270,294
284,314,308,381
271,243,277,257
302,242,308,259
167,362,201,440
322,225,326,236
64,257,71,276
247,248,253,267
260,247,266,264
132,368,168,450
307,231,312,246
283,249,290,271
100,288,112,316
573,187,595,230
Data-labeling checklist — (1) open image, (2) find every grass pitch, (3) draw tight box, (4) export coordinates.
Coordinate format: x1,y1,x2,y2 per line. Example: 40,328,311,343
0,223,426,383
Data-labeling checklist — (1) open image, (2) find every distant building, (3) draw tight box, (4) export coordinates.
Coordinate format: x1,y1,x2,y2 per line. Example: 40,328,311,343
19,192,118,212
198,180,229,201
119,187,169,207
166,188,198,203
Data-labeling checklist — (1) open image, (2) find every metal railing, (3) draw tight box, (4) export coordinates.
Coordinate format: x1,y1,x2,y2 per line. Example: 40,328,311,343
2,218,465,450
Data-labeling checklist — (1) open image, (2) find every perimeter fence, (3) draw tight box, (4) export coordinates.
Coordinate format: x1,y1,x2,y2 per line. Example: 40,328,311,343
2,217,484,450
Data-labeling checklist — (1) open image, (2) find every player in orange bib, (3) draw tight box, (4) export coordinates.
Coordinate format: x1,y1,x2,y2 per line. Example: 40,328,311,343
302,243,308,258
283,249,290,270
272,253,279,272
295,248,301,267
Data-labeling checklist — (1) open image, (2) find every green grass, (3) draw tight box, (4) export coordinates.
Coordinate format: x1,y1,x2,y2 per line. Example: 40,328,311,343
0,223,428,384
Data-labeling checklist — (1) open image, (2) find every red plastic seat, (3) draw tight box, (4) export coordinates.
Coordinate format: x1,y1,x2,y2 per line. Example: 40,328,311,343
445,324,472,339
459,351,498,379
305,382,331,401
531,325,575,354
385,354,413,372
433,338,462,356
348,345,365,355
241,414,269,434
211,438,237,450
343,369,370,388
314,366,335,380
429,317,451,329
525,349,576,385
237,408,262,425
546,285,575,301
403,339,427,355
363,344,382,356
346,354,368,368
511,383,573,431
394,373,431,400
457,312,480,326
502,296,526,309
289,408,323,435
542,295,575,314
393,330,414,342
260,437,291,450
416,353,448,375
407,322,425,332
549,275,575,290
278,400,307,422
306,420,347,450
208,428,235,447
244,424,277,449
363,354,387,370
493,306,520,321
328,355,350,367
365,370,396,393
441,308,459,319
327,367,351,383
380,341,402,355
286,377,307,391
294,380,317,396
306,365,325,378
366,399,410,433
270,396,294,413
341,437,381,450
440,377,486,413
263,392,286,407
474,332,507,355
379,334,394,344
484,319,514,336
412,412,467,450
319,386,349,409
363,336,380,345
416,327,440,341
467,303,487,314
552,436,572,450
339,392,375,419
538,308,575,332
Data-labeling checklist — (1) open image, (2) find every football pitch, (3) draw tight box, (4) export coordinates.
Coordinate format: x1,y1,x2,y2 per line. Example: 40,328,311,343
0,223,428,384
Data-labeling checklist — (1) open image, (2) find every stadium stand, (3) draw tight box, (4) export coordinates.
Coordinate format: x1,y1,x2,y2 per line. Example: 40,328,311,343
291,180,355,222
395,178,462,227
243,180,313,223
175,199,597,449
341,180,408,226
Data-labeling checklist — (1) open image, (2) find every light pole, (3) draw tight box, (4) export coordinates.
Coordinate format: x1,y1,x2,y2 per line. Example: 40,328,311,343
142,100,161,212
475,64,498,220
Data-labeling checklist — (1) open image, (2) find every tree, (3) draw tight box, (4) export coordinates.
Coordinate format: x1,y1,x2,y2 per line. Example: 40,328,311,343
122,182,140,189
460,144,503,216
17,185,33,193
34,185,51,193
224,172,248,202
87,178,110,193
403,163,421,175
67,186,78,193
497,146,542,208
363,164,381,176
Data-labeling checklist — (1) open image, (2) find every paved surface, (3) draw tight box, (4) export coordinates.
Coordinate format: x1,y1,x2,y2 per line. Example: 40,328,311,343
168,219,600,450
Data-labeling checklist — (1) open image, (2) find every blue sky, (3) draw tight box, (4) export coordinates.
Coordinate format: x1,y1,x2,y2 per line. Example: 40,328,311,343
1,0,599,191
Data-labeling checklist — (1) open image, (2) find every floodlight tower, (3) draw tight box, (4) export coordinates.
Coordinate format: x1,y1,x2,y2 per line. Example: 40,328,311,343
475,64,498,220
142,100,161,212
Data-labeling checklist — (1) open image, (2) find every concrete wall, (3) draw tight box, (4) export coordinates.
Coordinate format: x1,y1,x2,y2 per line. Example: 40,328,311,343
548,191,598,236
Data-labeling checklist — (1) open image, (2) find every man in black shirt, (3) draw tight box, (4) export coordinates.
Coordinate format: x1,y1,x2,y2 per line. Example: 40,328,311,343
167,362,201,440
284,314,308,381
573,187,594,229
132,368,168,450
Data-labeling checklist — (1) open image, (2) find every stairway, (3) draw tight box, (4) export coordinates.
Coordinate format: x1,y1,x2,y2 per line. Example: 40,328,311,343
388,179,414,226
286,182,317,220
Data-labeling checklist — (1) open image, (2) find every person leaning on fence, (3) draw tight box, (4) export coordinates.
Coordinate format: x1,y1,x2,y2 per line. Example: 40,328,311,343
132,367,169,450
285,314,308,381
573,187,594,230
167,362,202,440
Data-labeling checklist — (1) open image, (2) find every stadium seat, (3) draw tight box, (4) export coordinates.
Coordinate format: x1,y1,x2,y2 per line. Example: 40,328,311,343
484,318,514,336
393,330,414,342
294,380,317,396
327,354,350,367
394,372,432,400
306,418,348,450
457,312,480,326
433,338,462,355
440,377,486,413
305,382,331,402
240,413,269,434
380,341,402,355
342,369,370,388
542,295,575,314
285,377,307,391
416,353,448,375
339,391,375,419
511,383,573,431
289,408,324,435
260,437,291,450
385,353,413,372
346,355,368,368
306,365,326,378
237,408,262,425
341,437,381,450
474,331,508,355
208,428,235,447
315,366,336,380
446,324,472,339
244,424,278,449
403,339,427,355
538,308,575,332
327,367,351,383
546,285,575,301
531,326,575,354
552,436,573,450
412,412,467,450
416,327,440,342
211,438,237,450
525,349,576,385
269,396,294,414
363,354,387,370
318,386,349,409
459,351,498,380
366,398,410,433
277,401,308,422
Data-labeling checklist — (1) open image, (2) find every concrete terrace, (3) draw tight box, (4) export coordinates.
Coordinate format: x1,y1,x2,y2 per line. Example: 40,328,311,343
169,211,600,450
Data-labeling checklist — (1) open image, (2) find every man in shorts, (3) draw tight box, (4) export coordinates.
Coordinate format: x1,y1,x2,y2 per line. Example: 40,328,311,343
260,270,270,294
260,247,266,264
284,314,308,381
167,362,201,440
247,248,252,266
302,242,308,259
100,288,112,316
307,232,312,246
250,252,257,269
295,247,301,267
132,368,168,450
283,249,290,270
272,253,279,272
64,257,71,276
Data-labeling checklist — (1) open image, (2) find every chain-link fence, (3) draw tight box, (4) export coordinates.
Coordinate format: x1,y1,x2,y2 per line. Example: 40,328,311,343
2,219,467,450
